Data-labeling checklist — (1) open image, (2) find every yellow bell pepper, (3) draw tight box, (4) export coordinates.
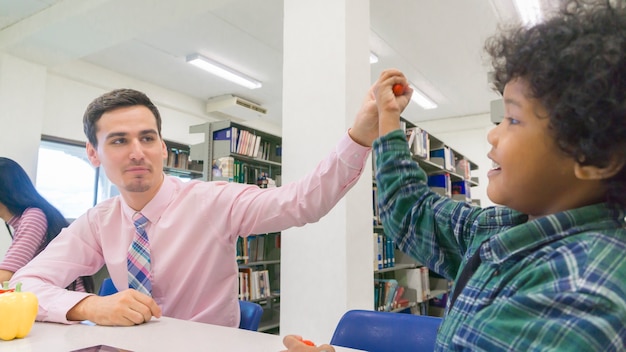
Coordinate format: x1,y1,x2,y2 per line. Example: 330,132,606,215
0,282,38,341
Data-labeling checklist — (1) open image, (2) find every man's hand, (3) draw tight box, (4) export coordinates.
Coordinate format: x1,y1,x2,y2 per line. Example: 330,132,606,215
67,289,162,326
282,335,336,352
349,84,379,147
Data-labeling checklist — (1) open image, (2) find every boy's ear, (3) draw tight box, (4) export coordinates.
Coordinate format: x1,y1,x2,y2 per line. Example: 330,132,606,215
574,156,625,180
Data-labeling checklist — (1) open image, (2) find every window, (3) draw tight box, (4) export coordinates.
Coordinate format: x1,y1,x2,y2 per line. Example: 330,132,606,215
36,138,116,219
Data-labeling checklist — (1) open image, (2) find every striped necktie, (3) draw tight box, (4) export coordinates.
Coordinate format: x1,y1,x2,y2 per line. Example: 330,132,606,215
127,212,152,295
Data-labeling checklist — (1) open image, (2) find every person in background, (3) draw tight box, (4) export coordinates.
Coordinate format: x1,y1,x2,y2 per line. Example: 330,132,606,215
0,157,94,293
11,79,380,327
284,0,625,351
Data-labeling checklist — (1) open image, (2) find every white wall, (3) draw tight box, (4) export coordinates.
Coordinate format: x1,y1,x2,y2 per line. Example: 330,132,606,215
0,54,47,178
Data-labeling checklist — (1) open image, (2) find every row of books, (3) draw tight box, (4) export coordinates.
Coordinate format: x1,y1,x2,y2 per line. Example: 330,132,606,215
165,148,190,170
236,234,281,264
405,126,430,159
428,174,472,203
236,234,280,264
374,279,411,312
373,232,396,270
401,121,474,181
238,268,271,301
212,156,280,186
372,185,381,226
430,146,456,172
213,127,278,161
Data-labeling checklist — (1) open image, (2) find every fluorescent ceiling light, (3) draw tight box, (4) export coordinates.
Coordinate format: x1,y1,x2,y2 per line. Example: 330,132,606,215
409,84,438,110
513,0,543,26
369,52,379,64
186,54,262,89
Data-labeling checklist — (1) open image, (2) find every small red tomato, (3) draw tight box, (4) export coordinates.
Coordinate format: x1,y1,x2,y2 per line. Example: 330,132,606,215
392,83,404,96
302,340,316,346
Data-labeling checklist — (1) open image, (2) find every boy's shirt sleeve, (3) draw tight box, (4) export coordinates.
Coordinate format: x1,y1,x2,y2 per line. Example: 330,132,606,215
373,129,483,280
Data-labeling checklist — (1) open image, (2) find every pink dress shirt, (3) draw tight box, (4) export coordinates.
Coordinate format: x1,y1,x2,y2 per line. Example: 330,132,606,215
11,132,369,326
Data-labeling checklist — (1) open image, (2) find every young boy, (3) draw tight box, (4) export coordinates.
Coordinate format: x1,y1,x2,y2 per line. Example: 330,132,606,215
284,0,625,351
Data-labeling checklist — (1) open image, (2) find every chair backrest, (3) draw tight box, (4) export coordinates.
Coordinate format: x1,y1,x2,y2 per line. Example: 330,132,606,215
238,300,264,331
330,310,442,352
98,278,264,331
98,277,118,296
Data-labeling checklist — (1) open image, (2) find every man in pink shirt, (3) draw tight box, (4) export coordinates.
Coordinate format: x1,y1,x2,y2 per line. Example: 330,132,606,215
11,85,379,327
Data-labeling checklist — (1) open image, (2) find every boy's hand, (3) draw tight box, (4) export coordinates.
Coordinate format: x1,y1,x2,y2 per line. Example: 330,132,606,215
282,335,336,352
373,69,412,136
67,289,162,326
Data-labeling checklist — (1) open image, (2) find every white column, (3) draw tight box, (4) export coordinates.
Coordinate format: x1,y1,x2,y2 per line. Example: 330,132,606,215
0,54,46,179
281,0,373,342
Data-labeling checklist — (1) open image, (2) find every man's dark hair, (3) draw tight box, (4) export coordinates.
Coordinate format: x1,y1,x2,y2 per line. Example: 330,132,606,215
485,0,626,206
83,88,162,147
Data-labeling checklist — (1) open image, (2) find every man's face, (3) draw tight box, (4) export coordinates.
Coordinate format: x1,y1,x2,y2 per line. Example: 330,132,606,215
486,78,581,217
86,105,167,199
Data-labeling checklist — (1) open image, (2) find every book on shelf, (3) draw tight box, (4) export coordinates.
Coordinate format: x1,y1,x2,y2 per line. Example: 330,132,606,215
430,146,455,171
374,279,392,311
456,158,472,180
428,173,452,198
236,237,249,264
212,156,235,179
406,126,429,159
373,279,410,312
452,180,471,203
166,147,190,169
238,267,252,301
373,232,382,271
238,268,271,301
373,233,396,270
252,135,262,159
237,234,280,263
406,267,431,303
405,127,416,150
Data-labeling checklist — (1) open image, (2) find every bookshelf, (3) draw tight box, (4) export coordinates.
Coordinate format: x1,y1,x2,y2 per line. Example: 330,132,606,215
189,120,282,334
373,118,479,317
188,120,281,184
163,140,204,179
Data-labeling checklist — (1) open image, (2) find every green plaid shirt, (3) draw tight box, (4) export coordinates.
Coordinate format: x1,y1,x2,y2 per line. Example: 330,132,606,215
374,130,626,351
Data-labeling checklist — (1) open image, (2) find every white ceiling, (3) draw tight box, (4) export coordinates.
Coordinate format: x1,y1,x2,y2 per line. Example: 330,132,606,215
0,0,522,129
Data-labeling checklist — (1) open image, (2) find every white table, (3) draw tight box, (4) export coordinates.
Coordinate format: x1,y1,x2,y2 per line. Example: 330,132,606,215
0,317,362,352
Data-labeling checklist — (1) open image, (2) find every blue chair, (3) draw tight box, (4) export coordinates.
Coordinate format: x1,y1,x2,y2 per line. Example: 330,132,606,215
98,278,264,331
238,300,264,331
330,309,442,352
98,277,118,296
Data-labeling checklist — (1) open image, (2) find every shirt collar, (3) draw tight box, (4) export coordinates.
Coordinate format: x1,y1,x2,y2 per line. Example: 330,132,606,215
488,203,625,264
121,174,176,224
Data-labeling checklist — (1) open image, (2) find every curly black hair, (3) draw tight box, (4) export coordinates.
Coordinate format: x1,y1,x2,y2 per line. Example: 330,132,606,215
485,0,626,207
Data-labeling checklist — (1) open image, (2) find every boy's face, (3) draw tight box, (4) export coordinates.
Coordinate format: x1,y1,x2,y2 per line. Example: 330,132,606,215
86,105,168,202
486,78,582,217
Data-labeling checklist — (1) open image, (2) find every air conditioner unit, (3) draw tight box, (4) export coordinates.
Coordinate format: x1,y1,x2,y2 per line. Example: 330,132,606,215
206,94,267,120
